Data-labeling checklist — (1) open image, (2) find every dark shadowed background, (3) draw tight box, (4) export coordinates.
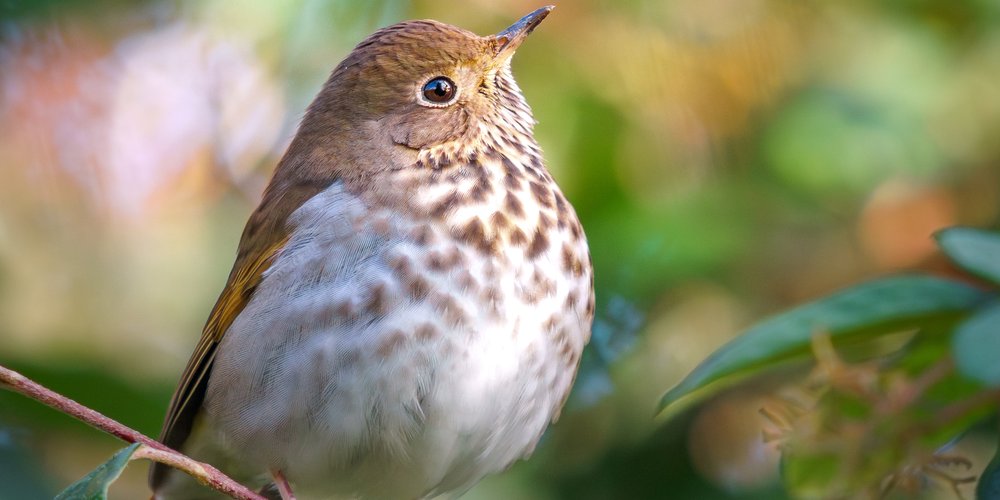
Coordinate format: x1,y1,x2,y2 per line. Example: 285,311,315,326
1,0,999,498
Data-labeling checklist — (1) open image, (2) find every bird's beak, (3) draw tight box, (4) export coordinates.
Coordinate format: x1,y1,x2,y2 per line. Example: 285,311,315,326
493,5,553,62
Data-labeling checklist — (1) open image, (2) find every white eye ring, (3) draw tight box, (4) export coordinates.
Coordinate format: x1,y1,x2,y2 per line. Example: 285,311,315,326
418,76,459,107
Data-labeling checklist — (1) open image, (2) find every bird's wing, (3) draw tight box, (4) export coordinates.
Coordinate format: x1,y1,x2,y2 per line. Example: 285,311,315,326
149,178,330,489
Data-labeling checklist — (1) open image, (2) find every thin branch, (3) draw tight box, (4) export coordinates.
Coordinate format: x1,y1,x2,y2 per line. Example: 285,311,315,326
130,445,266,499
0,364,264,500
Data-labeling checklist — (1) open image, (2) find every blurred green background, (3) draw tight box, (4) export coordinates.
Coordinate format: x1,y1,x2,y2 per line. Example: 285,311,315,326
1,0,999,498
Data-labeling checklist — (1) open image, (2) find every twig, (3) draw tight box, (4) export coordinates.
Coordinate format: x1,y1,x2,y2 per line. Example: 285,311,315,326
0,364,265,500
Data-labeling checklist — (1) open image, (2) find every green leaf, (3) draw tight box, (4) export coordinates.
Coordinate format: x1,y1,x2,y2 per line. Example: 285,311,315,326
978,427,1000,500
937,227,1000,286
658,275,987,415
54,443,140,500
953,301,1000,386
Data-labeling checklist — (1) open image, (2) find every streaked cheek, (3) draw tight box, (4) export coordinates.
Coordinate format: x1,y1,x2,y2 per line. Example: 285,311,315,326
388,107,471,149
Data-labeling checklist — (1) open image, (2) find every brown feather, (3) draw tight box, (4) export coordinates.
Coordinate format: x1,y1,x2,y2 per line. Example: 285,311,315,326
149,174,333,488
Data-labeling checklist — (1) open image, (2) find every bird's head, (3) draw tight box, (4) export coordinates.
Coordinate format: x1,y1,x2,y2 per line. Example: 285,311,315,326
297,6,553,157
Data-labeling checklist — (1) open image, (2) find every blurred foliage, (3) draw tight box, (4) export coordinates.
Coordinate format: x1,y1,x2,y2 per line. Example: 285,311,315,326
1,0,999,498
658,274,988,414
660,227,1000,497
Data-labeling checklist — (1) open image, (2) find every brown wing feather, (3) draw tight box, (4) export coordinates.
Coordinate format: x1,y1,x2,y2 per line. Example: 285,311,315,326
148,233,288,488
149,176,332,490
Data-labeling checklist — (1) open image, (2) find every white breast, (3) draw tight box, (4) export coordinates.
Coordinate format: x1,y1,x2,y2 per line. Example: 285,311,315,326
203,173,591,498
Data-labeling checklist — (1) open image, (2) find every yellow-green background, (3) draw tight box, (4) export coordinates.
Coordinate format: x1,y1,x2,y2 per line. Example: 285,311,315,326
1,0,998,498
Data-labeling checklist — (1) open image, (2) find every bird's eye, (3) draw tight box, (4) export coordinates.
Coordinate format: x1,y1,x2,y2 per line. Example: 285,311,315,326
421,77,457,105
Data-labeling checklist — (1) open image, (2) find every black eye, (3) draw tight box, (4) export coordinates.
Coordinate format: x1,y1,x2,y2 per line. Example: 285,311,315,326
422,77,456,104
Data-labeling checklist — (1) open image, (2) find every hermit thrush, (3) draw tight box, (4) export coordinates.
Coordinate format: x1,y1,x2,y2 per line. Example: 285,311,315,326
150,6,593,499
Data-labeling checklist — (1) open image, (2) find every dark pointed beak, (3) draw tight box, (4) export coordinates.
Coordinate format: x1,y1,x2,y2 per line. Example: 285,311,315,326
493,5,554,61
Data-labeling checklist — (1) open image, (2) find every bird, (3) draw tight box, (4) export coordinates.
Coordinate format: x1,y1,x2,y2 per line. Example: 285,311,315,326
149,6,594,499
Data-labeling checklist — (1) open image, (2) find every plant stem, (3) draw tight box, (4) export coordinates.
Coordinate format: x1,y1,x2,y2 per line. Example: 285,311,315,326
0,364,264,500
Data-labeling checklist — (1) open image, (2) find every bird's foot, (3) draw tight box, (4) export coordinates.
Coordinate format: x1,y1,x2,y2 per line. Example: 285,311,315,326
270,469,296,500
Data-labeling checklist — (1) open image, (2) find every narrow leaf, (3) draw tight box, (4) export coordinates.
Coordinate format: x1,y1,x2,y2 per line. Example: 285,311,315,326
658,275,986,415
55,443,140,500
936,227,1000,286
953,301,1000,386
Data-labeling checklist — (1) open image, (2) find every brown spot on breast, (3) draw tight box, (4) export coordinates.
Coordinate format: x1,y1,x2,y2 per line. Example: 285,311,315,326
522,164,538,179
561,242,586,277
430,153,453,170
377,329,407,357
543,314,558,333
501,156,519,175
416,323,439,341
509,228,528,247
389,254,412,276
371,216,392,236
528,154,546,175
350,213,366,233
484,144,502,161
470,159,489,179
335,298,357,319
447,248,465,267
455,218,496,255
540,276,556,297
432,291,469,328
490,212,512,232
565,290,578,310
504,192,525,218
507,135,527,156
530,268,556,297
365,282,390,316
527,228,549,259
561,243,574,273
426,247,464,272
406,273,430,300
557,328,577,366
431,192,460,219
504,172,522,190
445,304,468,327
554,193,569,222
468,176,491,202
496,131,511,147
411,224,435,245
426,250,447,271
516,284,539,304
538,212,553,231
530,181,553,208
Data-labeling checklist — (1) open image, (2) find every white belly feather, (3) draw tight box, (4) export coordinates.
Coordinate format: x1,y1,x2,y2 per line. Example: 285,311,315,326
203,178,590,499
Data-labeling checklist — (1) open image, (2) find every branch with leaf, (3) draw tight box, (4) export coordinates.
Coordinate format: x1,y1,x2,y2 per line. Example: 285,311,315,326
0,365,264,499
